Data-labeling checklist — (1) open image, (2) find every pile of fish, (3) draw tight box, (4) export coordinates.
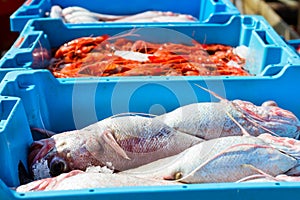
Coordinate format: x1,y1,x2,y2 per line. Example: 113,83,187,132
16,88,300,192
49,5,197,24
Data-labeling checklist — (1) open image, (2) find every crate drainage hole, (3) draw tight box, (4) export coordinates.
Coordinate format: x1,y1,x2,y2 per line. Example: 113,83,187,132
19,193,25,196
89,189,95,192
182,185,188,189
275,183,280,186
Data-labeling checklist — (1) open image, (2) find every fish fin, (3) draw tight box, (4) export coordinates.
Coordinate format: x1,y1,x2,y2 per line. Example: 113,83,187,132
194,84,228,102
102,130,131,160
235,164,277,182
235,174,270,183
225,111,251,136
30,127,56,138
18,161,33,185
241,164,270,175
261,100,278,107
110,112,157,119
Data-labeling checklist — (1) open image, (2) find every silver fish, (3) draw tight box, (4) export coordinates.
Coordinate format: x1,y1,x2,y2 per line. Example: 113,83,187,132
50,5,63,19
16,170,181,192
122,136,297,183
61,6,125,23
28,114,202,179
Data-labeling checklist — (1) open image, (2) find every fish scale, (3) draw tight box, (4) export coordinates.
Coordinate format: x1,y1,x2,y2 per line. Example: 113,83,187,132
156,102,241,140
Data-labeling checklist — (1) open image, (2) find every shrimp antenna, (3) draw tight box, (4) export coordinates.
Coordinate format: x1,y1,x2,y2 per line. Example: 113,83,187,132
194,84,280,137
108,28,140,41
225,111,251,136
194,84,228,102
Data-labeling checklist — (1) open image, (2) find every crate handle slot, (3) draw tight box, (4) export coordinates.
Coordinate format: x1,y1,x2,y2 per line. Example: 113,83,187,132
256,30,270,45
0,99,18,128
242,17,255,27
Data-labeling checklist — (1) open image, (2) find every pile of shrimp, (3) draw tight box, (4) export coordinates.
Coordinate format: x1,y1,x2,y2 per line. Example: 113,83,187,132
48,34,250,78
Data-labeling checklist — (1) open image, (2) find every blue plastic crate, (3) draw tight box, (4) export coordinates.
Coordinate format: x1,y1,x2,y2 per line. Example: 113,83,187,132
1,66,300,199
10,0,240,32
3,15,300,77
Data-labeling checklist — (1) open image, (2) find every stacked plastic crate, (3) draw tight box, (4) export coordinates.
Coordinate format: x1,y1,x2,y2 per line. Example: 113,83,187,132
1,0,300,199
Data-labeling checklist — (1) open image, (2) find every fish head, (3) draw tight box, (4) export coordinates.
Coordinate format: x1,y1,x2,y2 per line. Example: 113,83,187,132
233,100,300,138
27,138,71,179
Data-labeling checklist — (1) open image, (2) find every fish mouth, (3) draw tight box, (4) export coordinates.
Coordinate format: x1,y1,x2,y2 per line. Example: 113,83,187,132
27,138,56,174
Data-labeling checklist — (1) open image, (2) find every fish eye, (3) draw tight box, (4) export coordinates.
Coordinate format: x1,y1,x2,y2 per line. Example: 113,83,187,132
49,157,67,177
174,172,183,180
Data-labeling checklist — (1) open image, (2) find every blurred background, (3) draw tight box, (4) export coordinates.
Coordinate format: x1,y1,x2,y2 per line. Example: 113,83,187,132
1,0,300,58
0,0,24,57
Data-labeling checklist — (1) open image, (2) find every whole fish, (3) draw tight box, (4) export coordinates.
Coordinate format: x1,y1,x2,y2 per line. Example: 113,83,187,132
122,136,297,183
155,87,300,140
28,114,202,180
16,170,181,192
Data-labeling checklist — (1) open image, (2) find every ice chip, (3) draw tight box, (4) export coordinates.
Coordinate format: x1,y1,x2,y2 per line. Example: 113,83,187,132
32,159,51,180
